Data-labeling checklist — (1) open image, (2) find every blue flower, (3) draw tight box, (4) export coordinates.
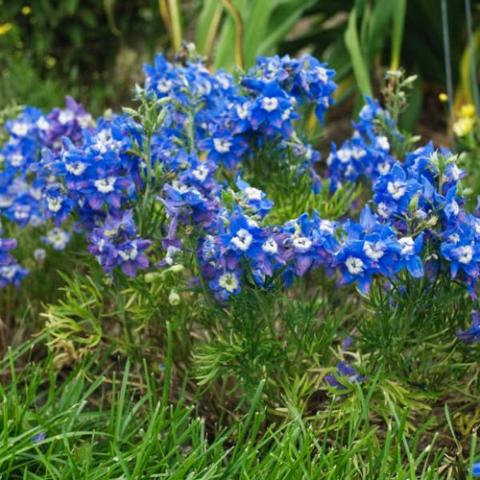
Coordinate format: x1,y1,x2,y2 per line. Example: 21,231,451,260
209,269,242,301
373,163,422,219
198,133,247,169
324,361,364,390
248,82,297,138
88,211,151,277
43,227,71,251
235,177,273,219
397,234,424,278
441,222,480,280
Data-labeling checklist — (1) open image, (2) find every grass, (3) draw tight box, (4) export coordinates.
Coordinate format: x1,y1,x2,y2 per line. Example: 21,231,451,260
2,340,475,479
1,274,479,479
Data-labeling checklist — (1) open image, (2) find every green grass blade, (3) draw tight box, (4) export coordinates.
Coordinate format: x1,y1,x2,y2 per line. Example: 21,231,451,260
344,7,372,97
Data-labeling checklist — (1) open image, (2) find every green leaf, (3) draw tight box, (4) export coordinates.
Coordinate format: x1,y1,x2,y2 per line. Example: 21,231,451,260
391,0,407,70
344,7,372,97
195,0,224,56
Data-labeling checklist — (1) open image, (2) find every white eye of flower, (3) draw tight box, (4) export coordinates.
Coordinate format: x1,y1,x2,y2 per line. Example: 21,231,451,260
236,104,249,119
281,108,291,121
213,138,232,154
345,256,364,275
11,122,29,137
47,197,63,212
217,75,230,89
14,205,30,219
319,221,335,235
0,265,17,279
59,110,75,125
261,97,279,112
455,245,474,264
363,241,385,261
36,117,50,131
316,66,328,83
10,153,24,167
262,238,278,254
93,129,121,153
118,244,138,261
66,162,87,176
377,136,390,151
345,165,355,176
231,229,253,251
378,162,391,175
449,163,461,181
244,187,263,201
192,165,209,182
157,79,173,93
94,177,116,193
219,272,239,292
377,202,389,218
399,237,414,256
30,188,42,201
337,148,352,163
449,233,460,243
47,228,69,249
351,147,366,160
293,236,312,253
447,200,460,216
0,195,12,208
34,248,47,262
78,114,93,129
387,181,407,200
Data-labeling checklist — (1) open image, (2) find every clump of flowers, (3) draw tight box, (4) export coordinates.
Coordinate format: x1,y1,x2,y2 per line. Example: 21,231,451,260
0,46,480,329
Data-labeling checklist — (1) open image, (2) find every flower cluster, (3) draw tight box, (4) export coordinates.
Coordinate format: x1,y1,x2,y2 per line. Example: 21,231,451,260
88,211,151,277
0,98,98,285
327,98,400,191
41,115,141,227
144,50,335,175
3,48,480,311
0,236,28,287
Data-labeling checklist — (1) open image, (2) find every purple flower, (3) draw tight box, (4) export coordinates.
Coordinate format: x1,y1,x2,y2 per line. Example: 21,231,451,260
457,311,480,344
324,361,364,390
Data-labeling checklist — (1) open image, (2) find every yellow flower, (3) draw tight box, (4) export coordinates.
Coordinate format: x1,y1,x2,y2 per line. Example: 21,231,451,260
44,56,56,69
438,92,448,103
0,23,13,36
460,104,475,118
453,117,474,137
21,6,32,15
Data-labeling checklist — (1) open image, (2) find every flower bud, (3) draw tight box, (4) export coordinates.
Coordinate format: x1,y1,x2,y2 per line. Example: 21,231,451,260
168,290,181,306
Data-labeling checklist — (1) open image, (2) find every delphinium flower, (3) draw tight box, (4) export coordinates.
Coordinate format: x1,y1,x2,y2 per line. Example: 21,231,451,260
335,206,403,293
246,81,298,138
327,98,399,191
235,177,273,219
44,96,94,147
373,163,422,221
88,211,151,277
324,361,364,391
242,54,336,122
0,237,28,287
197,132,248,169
280,212,338,284
42,227,70,251
472,462,480,477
